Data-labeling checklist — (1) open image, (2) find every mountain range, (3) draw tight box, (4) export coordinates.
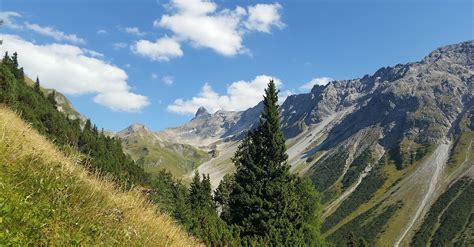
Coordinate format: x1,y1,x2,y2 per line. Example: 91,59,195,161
115,40,473,245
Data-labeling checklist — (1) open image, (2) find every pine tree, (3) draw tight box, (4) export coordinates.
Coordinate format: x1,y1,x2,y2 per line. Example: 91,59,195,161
12,52,19,69
228,80,305,244
34,76,41,92
189,171,213,210
214,173,234,222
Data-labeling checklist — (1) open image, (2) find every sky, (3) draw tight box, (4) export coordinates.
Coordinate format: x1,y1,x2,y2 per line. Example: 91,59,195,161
0,0,472,132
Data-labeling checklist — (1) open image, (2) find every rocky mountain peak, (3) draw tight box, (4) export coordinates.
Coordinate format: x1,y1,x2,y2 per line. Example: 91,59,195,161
117,122,153,139
129,122,147,131
195,106,210,117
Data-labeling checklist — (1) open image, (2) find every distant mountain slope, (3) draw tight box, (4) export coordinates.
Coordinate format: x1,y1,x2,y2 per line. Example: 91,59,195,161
157,102,263,147
0,107,198,246
116,123,210,178
163,40,473,245
24,76,86,123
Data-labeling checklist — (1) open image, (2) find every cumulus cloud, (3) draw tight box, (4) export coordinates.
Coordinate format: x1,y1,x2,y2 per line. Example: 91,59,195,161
25,22,86,44
1,34,149,112
162,75,174,85
134,0,284,61
124,26,145,36
299,77,333,92
155,0,246,56
132,36,183,61
93,91,149,112
0,11,23,29
244,3,285,33
167,75,285,114
151,73,158,79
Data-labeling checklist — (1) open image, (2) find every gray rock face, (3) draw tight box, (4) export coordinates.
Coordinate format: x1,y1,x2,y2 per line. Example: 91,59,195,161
282,40,473,149
157,102,263,147
195,106,210,117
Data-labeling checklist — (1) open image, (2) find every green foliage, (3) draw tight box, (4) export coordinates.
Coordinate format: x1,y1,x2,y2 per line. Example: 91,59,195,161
310,151,349,192
149,170,239,246
389,139,434,170
0,53,148,188
296,178,326,246
187,172,239,245
411,178,471,245
214,173,235,222
341,149,374,189
328,202,402,245
226,80,323,245
322,166,386,233
410,178,474,246
345,232,368,247
34,76,41,92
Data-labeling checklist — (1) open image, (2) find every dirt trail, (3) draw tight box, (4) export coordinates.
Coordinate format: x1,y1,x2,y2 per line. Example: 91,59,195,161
394,142,451,247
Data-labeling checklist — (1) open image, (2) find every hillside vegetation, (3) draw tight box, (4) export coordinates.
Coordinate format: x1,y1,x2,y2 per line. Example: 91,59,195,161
0,107,198,246
0,52,148,187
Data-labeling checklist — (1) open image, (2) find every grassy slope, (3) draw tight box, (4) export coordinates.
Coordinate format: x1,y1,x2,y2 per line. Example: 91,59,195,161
122,134,209,178
0,107,199,246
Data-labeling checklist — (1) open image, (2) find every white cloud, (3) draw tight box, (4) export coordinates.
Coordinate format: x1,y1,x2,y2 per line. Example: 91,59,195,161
137,0,284,60
94,91,149,112
0,11,23,29
132,36,183,61
167,75,285,114
299,77,333,92
113,42,128,49
162,75,174,85
151,73,158,79
25,22,86,45
97,29,107,34
244,3,285,33
124,26,145,36
1,34,149,112
155,0,246,56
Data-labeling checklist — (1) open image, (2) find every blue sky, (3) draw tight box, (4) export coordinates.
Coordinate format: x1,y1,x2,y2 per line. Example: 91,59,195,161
0,0,472,131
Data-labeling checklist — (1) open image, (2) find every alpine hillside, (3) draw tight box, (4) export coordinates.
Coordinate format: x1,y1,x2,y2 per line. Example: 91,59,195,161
140,40,473,245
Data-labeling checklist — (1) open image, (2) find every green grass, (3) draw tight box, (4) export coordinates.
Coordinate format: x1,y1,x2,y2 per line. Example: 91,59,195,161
0,107,198,246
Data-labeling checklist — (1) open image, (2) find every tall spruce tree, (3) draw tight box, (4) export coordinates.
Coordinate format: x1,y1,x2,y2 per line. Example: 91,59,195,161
34,76,41,92
228,80,308,245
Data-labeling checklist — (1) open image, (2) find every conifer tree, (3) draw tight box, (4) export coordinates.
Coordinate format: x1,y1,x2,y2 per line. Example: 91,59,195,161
228,80,305,244
12,52,19,69
34,76,41,92
214,173,234,222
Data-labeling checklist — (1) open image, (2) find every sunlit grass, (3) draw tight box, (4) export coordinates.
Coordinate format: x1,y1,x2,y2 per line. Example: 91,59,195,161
0,107,200,246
